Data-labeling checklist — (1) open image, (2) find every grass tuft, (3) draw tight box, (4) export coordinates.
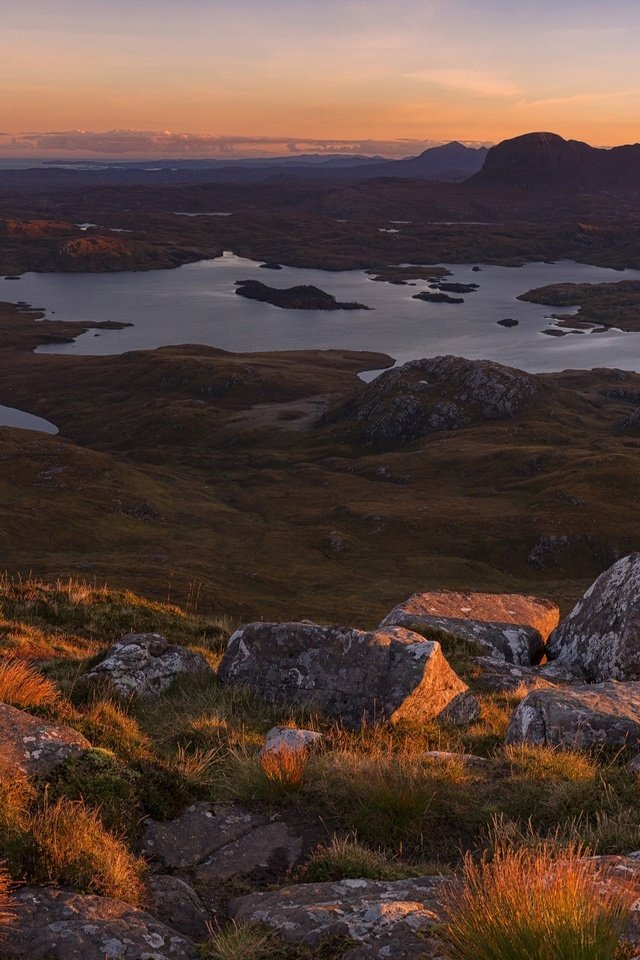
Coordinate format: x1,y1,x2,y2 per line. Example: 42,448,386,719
442,843,633,960
0,658,59,709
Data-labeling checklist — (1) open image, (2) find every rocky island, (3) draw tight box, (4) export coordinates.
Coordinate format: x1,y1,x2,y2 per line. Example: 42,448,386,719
518,279,640,332
234,279,370,310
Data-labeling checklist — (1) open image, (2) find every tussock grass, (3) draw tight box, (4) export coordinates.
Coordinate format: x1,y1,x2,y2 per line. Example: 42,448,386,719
260,746,308,787
298,834,436,883
201,921,352,960
29,796,145,903
0,658,59,709
442,843,633,960
0,868,13,929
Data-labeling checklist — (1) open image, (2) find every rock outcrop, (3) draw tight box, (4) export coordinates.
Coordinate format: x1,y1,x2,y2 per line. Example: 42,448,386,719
380,591,559,664
80,633,213,699
324,356,538,448
229,875,448,960
0,703,90,777
218,622,479,728
505,682,640,749
546,554,640,680
0,887,197,960
142,802,304,883
145,876,209,941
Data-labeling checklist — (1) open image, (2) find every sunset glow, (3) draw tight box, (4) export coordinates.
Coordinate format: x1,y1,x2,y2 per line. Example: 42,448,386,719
2,0,640,157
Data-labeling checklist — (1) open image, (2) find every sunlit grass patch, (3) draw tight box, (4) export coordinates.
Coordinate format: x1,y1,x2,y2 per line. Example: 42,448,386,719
0,658,59,709
441,843,633,960
298,834,439,883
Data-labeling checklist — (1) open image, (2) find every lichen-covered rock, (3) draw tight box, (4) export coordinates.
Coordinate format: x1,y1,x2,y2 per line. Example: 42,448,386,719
505,682,640,749
80,633,213,699
0,702,90,777
472,656,583,693
0,887,197,959
260,726,323,759
142,802,304,882
218,622,479,728
324,355,537,448
229,875,449,960
546,554,640,680
380,591,559,664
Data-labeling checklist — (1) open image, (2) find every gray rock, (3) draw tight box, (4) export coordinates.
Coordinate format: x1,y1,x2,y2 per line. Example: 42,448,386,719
505,682,640,749
80,633,213,699
546,554,640,681
142,802,304,883
260,726,323,759
380,590,559,665
0,702,90,777
229,875,449,959
218,622,479,728
146,876,209,941
0,887,197,960
324,355,537,449
472,656,582,693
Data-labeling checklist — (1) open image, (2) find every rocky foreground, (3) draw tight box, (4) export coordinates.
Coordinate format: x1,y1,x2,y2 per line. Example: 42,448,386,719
1,558,640,956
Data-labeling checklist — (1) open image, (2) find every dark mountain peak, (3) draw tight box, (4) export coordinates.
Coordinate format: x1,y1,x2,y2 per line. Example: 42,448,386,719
473,131,640,192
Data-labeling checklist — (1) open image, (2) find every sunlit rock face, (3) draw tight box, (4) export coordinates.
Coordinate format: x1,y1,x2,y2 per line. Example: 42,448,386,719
380,590,559,665
546,553,640,680
218,621,479,728
0,703,90,778
324,355,538,448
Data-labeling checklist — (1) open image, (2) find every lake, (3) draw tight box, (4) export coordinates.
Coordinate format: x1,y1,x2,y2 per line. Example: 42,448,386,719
2,253,640,373
0,404,58,434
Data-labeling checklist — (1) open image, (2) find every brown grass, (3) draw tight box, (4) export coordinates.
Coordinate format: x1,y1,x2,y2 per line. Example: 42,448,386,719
442,843,633,960
29,797,144,904
260,747,308,787
0,658,59,708
0,869,13,929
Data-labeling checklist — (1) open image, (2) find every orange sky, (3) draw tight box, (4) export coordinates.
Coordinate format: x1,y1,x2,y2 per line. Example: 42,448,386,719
2,0,640,156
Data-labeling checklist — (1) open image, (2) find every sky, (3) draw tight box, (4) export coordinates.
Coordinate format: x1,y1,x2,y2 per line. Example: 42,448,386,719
2,0,640,159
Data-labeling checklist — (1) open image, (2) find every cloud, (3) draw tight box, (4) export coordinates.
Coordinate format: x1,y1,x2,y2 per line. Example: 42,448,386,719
407,68,520,99
524,88,640,109
0,129,488,159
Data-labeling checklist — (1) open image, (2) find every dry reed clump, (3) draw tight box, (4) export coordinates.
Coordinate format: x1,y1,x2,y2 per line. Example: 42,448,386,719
441,843,634,960
29,796,145,904
0,868,13,930
0,659,59,709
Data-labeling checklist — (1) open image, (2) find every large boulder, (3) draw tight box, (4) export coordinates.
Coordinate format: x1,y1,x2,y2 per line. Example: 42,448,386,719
323,355,538,448
80,633,213,699
380,591,559,665
546,554,640,680
0,887,197,960
218,622,479,728
229,875,448,960
0,703,90,777
505,682,640,749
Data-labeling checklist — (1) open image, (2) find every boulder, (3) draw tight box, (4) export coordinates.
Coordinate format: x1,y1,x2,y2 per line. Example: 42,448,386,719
0,887,197,960
380,591,559,664
142,802,304,883
472,656,581,693
229,875,448,960
80,633,213,699
505,682,640,749
145,876,209,941
323,355,538,448
260,726,323,759
546,554,640,680
0,702,90,777
218,622,479,728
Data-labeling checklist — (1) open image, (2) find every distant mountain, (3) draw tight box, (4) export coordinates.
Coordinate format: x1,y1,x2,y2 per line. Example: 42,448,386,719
473,131,640,191
344,142,489,181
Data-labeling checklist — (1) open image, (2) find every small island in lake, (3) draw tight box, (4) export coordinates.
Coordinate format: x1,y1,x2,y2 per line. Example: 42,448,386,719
413,290,464,304
235,279,370,310
518,280,640,332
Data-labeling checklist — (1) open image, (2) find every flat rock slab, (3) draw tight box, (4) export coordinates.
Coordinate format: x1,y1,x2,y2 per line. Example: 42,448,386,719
472,656,581,693
0,887,197,960
146,876,209,941
547,553,640,680
218,622,479,728
506,682,640,749
229,875,448,959
0,702,90,777
381,591,559,665
143,802,303,883
80,633,213,699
